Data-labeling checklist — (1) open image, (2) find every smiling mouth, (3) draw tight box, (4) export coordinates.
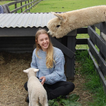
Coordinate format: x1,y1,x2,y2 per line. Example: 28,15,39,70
43,43,48,47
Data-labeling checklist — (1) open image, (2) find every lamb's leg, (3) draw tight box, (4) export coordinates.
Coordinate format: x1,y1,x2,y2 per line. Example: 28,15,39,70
32,100,39,106
44,101,48,106
44,103,48,106
43,97,48,106
29,103,30,106
29,94,31,106
31,99,39,106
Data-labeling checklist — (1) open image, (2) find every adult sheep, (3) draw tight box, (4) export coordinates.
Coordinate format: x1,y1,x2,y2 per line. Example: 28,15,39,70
47,5,106,38
23,68,48,106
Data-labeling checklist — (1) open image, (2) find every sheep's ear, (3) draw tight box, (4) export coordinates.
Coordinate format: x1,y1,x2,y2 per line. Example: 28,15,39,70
23,69,29,73
52,12,63,20
33,69,39,73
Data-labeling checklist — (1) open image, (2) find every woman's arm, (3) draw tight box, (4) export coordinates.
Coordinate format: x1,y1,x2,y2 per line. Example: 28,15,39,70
45,50,66,85
30,49,39,77
31,49,37,68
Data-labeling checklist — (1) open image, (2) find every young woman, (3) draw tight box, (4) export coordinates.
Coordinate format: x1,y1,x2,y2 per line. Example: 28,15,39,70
24,28,75,102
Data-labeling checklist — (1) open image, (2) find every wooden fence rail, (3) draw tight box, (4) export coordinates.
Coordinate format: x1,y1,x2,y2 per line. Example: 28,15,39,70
84,22,106,92
2,0,42,13
74,22,106,92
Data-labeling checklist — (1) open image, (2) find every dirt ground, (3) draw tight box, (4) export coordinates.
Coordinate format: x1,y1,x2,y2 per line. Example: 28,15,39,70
0,52,93,106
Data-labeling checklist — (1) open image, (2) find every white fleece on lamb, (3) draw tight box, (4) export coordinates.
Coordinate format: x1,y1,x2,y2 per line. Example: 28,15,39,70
23,68,48,106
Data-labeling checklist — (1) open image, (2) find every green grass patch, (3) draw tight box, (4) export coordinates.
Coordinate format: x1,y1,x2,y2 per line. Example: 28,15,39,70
48,94,81,106
76,51,106,106
76,34,89,49
1,0,106,13
31,0,106,13
0,1,11,5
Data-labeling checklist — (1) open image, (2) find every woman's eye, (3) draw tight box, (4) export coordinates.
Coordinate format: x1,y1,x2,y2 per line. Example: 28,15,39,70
56,25,60,28
40,39,43,42
45,38,48,40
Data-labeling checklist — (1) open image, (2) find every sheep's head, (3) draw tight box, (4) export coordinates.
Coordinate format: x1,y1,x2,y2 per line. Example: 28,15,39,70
23,68,39,73
47,12,69,38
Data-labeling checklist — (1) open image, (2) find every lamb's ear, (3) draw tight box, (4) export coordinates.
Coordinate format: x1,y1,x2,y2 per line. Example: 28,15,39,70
33,69,39,73
52,12,63,20
23,69,29,73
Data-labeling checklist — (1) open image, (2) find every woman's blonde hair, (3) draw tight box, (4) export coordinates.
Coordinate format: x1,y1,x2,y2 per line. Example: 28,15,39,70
35,29,54,68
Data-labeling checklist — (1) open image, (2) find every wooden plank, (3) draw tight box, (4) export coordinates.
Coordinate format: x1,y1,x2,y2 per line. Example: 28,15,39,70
0,37,35,44
0,36,35,53
0,27,38,37
7,0,29,6
88,26,106,58
0,47,33,53
76,38,88,44
51,37,75,59
0,32,75,57
94,23,100,29
66,36,76,79
7,0,41,13
100,22,106,34
50,30,77,79
88,39,106,76
101,32,106,41
77,28,88,34
88,50,106,93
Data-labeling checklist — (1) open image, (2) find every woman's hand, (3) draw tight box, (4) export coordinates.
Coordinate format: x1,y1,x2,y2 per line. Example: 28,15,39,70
40,76,46,85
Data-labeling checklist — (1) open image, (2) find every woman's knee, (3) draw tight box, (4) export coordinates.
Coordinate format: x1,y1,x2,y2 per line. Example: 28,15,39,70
67,82,75,92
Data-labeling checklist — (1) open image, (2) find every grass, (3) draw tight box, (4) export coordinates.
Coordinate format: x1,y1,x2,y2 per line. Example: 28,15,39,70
48,94,81,106
76,51,106,106
30,0,106,13
0,1,11,5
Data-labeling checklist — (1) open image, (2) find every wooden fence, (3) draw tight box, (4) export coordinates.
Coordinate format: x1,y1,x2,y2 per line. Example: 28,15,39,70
88,23,106,92
76,22,106,92
2,0,42,13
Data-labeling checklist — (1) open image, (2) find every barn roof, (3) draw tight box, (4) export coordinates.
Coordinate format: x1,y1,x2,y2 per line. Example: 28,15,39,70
0,13,55,28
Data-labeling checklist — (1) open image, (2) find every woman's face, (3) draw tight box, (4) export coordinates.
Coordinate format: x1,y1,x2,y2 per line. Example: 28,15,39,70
37,33,50,51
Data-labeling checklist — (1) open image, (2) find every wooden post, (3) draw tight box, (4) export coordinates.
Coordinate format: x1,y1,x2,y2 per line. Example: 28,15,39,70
28,0,30,12
15,2,17,13
20,1,22,12
25,0,27,10
100,22,106,75
49,30,77,79
31,0,32,9
66,30,77,80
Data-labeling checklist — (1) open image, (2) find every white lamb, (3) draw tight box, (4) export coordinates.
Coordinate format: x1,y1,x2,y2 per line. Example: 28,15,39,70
23,68,48,106
47,5,106,38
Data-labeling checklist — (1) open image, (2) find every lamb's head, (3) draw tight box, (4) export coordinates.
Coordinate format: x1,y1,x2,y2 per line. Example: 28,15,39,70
23,68,39,77
47,12,70,38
